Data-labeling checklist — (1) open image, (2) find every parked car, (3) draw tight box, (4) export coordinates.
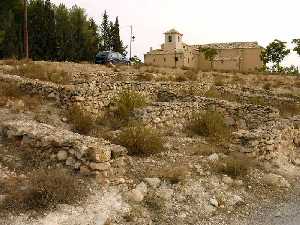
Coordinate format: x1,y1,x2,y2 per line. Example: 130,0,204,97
95,51,130,65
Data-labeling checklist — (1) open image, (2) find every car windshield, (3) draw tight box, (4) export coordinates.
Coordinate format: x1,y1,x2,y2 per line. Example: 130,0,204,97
96,52,109,59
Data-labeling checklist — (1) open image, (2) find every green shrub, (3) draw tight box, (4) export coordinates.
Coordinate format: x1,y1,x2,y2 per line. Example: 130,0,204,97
113,90,147,120
0,169,87,212
115,123,164,156
187,110,231,141
67,105,94,135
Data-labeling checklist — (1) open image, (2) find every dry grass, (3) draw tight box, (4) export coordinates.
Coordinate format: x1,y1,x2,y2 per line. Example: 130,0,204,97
187,110,231,142
156,166,190,184
67,105,95,135
0,169,87,213
11,62,71,84
112,90,148,120
114,123,164,156
210,155,254,178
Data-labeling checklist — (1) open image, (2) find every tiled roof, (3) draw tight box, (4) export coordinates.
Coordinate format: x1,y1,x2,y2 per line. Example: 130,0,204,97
192,42,262,49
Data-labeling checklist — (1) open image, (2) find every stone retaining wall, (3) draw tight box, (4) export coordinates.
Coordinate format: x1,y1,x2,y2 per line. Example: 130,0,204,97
134,97,280,131
0,119,127,174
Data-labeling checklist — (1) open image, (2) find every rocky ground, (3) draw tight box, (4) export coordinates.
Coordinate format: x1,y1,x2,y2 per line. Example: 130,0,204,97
0,60,299,225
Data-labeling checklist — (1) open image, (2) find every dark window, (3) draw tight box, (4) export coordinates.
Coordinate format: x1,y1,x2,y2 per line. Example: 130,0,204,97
168,35,172,42
178,36,180,42
188,58,190,63
164,58,166,62
153,58,156,62
175,57,178,62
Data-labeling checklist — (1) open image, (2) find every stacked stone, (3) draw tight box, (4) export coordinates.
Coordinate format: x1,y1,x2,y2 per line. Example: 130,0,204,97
133,97,280,132
0,119,127,174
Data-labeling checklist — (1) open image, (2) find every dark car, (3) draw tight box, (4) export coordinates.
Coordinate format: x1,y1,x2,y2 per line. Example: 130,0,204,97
95,51,130,65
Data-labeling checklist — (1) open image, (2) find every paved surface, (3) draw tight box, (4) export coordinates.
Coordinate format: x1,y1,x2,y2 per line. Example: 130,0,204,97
241,186,300,225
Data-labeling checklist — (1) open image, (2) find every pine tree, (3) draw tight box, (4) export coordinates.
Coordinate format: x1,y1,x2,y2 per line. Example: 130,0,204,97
100,10,110,51
44,0,56,60
111,17,122,53
55,4,72,61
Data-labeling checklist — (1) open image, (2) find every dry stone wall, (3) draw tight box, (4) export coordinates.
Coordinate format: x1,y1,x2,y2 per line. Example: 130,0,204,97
0,118,127,174
134,97,280,132
0,72,212,113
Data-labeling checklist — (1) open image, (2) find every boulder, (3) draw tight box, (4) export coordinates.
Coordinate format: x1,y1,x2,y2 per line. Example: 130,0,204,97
57,150,68,161
144,177,161,188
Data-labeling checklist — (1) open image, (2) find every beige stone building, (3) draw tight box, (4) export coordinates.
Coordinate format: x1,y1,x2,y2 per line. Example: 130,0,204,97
144,29,264,72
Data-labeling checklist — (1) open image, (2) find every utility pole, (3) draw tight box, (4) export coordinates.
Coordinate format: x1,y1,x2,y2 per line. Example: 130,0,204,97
23,0,29,59
129,25,135,60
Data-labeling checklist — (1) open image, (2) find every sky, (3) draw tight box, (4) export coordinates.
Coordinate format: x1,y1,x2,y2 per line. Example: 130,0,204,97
52,0,300,66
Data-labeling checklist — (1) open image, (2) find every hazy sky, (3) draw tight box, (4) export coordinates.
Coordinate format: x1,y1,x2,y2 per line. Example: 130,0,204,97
52,0,300,66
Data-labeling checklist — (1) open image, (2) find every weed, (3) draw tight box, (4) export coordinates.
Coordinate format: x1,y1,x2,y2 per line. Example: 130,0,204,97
67,105,94,135
0,169,87,212
115,123,164,156
187,110,231,141
112,90,147,120
211,155,253,178
157,166,190,183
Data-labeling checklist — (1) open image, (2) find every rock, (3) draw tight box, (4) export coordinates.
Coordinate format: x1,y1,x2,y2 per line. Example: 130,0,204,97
126,189,144,202
135,182,148,194
144,177,161,188
234,179,244,186
89,162,110,171
293,158,300,167
262,173,290,188
210,198,219,207
228,195,244,206
79,165,91,176
222,176,233,185
57,150,68,161
93,213,108,225
87,145,111,162
208,153,219,162
157,188,174,200
225,117,235,126
0,195,6,204
65,156,76,167
153,117,161,124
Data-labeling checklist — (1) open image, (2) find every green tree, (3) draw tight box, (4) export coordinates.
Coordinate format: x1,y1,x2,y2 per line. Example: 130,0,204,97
54,4,72,61
199,47,218,70
261,39,290,72
111,17,126,55
28,0,56,60
292,39,300,56
0,0,23,58
100,10,110,51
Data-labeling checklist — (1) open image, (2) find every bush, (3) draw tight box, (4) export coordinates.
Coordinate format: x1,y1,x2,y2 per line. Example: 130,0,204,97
67,105,94,135
211,155,253,178
187,110,231,141
115,123,164,156
11,62,71,84
0,169,87,212
113,90,147,120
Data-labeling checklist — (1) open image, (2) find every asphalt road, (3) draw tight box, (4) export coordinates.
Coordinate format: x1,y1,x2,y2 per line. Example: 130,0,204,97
241,186,300,225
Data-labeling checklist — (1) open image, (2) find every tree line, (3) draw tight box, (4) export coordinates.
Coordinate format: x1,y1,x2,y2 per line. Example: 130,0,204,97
260,39,300,74
0,0,127,61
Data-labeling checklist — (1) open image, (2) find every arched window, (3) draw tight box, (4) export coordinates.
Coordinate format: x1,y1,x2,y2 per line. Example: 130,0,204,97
168,35,172,42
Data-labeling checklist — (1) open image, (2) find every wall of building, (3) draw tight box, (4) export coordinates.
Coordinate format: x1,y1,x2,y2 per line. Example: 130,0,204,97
214,59,239,71
241,48,263,72
144,52,184,68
